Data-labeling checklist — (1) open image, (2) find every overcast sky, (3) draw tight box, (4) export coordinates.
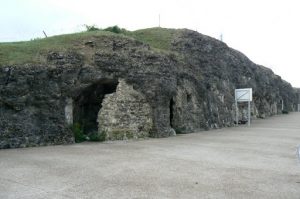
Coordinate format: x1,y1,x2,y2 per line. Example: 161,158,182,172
1,0,299,87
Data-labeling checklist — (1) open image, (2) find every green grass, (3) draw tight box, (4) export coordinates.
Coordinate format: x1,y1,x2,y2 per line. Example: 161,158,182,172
70,123,86,143
89,131,106,142
0,30,125,66
126,27,178,51
0,27,178,66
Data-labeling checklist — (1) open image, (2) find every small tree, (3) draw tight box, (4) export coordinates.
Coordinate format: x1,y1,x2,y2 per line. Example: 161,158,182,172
104,25,126,34
84,24,100,32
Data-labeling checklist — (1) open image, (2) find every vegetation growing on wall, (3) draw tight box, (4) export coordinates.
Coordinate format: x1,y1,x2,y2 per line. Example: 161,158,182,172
71,123,86,143
70,123,106,143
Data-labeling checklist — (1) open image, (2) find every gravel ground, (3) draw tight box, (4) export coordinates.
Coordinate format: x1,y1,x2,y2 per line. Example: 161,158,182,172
1,113,300,199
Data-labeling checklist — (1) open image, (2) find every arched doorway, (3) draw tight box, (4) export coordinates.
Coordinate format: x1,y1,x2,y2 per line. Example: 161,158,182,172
73,79,118,134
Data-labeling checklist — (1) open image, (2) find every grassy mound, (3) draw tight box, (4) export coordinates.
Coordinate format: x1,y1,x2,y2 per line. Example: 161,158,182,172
0,27,178,66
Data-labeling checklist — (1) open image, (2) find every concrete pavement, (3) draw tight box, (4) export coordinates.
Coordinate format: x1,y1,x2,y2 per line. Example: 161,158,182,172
1,113,300,199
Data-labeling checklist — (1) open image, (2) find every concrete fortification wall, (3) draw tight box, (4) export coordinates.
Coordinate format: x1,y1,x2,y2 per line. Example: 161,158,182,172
0,28,298,149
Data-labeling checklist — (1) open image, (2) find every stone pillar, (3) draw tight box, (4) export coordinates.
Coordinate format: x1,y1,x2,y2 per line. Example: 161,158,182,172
65,98,73,125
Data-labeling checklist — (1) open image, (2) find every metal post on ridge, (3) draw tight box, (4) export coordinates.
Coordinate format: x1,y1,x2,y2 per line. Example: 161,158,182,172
159,14,161,27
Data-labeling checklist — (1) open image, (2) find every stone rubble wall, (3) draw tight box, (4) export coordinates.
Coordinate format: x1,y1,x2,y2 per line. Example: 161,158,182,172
97,79,152,140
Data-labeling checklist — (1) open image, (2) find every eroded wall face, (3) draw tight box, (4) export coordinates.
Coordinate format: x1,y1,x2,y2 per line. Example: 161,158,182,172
1,30,299,149
97,79,152,140
171,80,204,133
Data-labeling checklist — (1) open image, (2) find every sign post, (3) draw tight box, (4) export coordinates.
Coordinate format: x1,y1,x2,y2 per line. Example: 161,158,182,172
235,88,253,127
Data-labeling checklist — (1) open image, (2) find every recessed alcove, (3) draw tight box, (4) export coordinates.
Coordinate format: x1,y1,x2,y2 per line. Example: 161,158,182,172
73,79,118,134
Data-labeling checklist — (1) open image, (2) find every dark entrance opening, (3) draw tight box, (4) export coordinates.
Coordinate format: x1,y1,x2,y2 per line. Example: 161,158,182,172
187,93,192,103
170,98,175,128
73,79,118,134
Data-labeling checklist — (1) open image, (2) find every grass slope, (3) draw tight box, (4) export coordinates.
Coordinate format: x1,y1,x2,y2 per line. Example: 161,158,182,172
0,27,177,66
126,27,178,51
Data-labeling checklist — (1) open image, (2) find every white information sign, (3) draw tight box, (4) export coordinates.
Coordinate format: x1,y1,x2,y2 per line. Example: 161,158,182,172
234,88,253,127
235,88,252,102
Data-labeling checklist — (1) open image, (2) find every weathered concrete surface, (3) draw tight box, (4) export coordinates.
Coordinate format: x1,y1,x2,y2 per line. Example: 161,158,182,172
1,28,298,148
1,113,300,199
